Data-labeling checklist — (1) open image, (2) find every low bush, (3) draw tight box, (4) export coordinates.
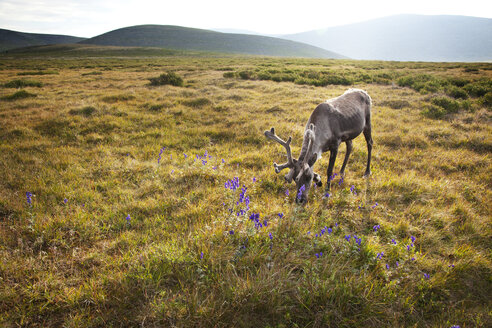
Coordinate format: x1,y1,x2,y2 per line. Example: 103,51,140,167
149,72,184,87
446,86,468,99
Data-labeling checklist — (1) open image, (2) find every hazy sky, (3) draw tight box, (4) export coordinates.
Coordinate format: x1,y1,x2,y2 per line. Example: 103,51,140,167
1,0,491,37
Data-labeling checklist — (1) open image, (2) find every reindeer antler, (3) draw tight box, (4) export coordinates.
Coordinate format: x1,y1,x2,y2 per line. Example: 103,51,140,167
264,127,294,173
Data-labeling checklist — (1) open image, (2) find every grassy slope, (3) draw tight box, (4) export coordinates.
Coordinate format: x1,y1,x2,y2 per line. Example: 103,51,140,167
80,25,345,59
0,54,491,327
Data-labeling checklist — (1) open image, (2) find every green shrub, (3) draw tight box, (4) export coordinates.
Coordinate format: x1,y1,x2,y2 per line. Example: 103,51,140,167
223,72,236,78
238,71,252,80
431,97,461,113
464,81,490,97
481,91,492,108
149,72,184,86
1,90,36,101
446,86,468,99
4,79,43,88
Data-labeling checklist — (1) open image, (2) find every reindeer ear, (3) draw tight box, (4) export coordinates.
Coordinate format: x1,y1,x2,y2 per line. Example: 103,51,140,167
308,152,318,166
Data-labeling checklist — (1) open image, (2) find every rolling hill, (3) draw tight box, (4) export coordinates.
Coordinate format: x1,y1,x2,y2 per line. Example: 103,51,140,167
282,15,492,62
79,25,345,59
0,28,86,52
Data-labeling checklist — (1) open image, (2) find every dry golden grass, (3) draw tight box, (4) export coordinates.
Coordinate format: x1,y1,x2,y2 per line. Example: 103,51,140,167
0,54,491,327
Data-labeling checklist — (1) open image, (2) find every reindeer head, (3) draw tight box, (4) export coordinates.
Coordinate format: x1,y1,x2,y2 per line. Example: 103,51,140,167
264,124,322,204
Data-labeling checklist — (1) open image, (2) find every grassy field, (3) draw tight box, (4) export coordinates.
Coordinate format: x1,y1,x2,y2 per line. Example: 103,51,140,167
0,52,491,327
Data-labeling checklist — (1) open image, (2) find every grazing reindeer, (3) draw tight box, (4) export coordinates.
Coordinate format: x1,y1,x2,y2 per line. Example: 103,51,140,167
264,88,373,203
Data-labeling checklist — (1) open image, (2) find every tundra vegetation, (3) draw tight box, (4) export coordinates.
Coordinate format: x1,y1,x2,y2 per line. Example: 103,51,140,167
0,52,490,327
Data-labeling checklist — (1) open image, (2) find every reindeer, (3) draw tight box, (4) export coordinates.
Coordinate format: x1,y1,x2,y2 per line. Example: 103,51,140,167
264,88,373,204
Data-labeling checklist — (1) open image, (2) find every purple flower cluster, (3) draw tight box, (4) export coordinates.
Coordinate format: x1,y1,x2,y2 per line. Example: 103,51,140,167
249,212,264,229
315,252,323,258
373,224,380,232
371,202,379,209
26,192,32,206
296,184,305,201
126,214,131,224
353,235,362,246
157,147,166,164
376,252,384,260
225,177,240,191
350,185,357,195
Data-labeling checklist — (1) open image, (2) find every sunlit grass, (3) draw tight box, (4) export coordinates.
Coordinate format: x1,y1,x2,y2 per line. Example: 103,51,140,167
0,54,490,327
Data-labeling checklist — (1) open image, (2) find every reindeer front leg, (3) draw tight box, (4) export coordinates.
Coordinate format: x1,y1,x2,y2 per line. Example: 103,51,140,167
326,144,339,191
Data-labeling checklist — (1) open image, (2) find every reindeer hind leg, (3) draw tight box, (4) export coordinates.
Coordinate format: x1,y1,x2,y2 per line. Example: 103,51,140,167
340,140,352,177
363,126,373,177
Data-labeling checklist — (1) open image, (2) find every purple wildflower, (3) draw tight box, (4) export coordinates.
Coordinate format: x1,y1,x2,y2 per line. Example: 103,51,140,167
350,185,357,195
296,184,305,201
371,202,379,209
222,158,225,163
411,236,416,243
344,235,351,242
373,224,380,232
278,213,284,219
229,230,234,235
327,227,332,234
126,214,131,224
423,273,430,279
63,198,68,204
285,189,289,196
200,252,204,259
268,232,273,240
26,192,32,206
386,264,390,270
323,192,331,199
391,239,397,245
157,147,165,164
376,252,384,260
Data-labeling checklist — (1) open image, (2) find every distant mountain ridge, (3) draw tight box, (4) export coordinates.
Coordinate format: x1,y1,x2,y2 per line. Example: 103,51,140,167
282,15,492,62
79,25,345,59
0,28,86,52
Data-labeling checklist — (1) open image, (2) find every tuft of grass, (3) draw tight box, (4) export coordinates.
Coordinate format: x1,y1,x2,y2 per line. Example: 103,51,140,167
17,70,58,76
1,89,36,100
69,106,97,117
101,94,136,103
181,97,211,108
149,72,184,87
4,79,43,88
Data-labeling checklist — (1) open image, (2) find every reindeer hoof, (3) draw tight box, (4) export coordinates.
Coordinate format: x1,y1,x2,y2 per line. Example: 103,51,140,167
363,171,371,178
